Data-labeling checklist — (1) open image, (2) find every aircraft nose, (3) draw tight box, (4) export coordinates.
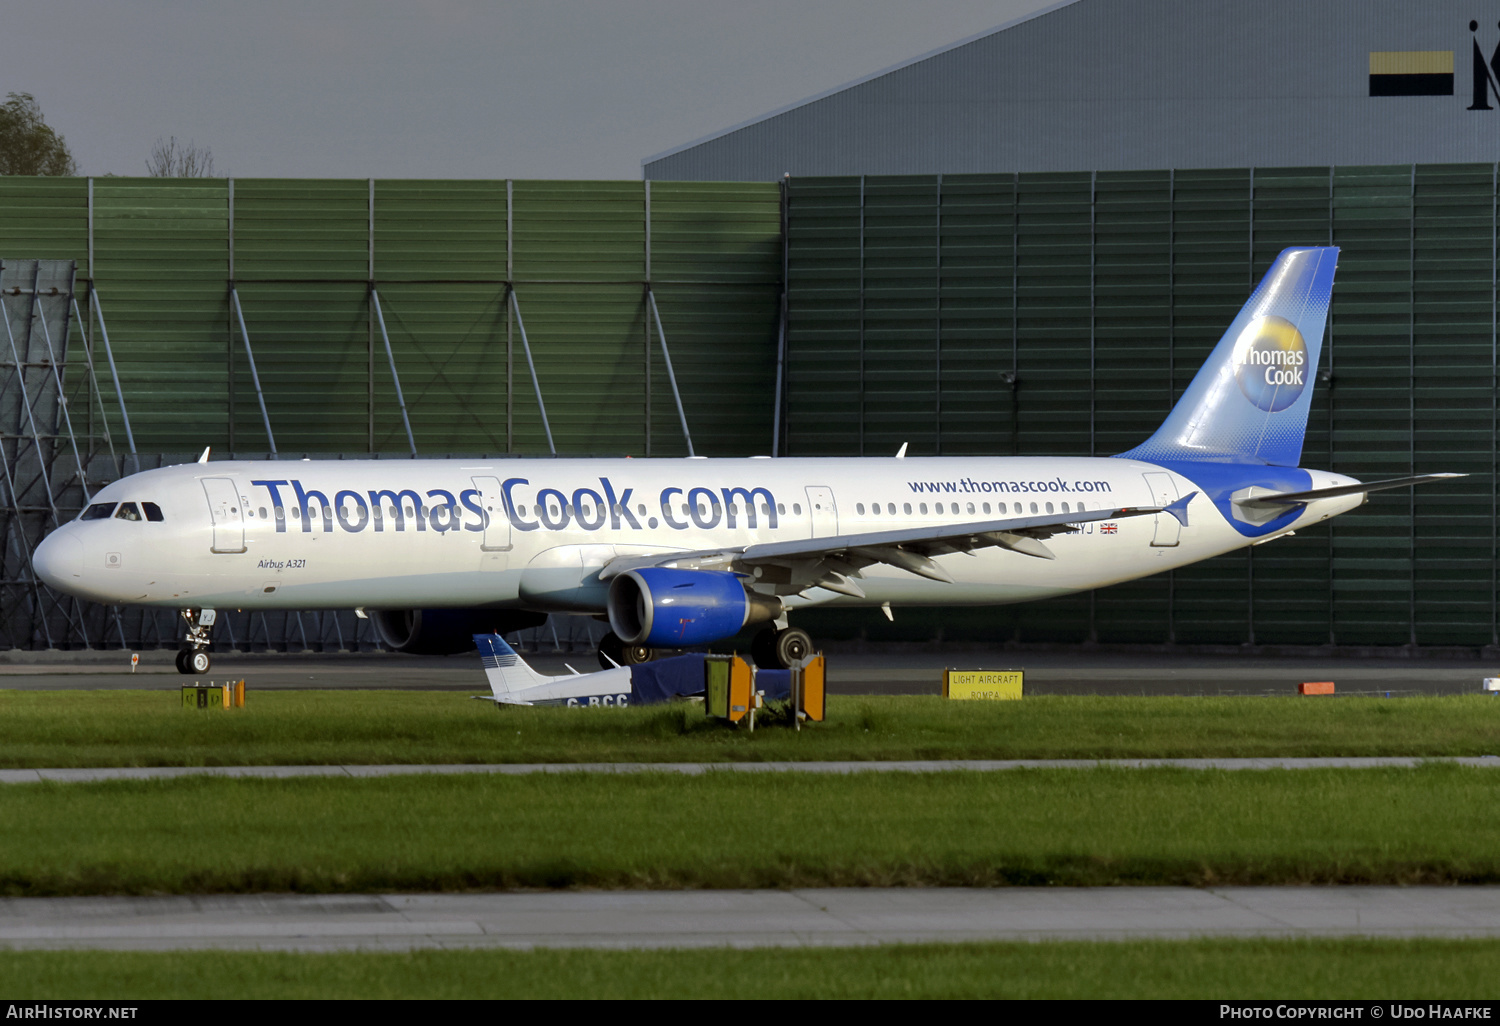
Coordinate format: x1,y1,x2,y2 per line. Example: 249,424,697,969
33,531,83,590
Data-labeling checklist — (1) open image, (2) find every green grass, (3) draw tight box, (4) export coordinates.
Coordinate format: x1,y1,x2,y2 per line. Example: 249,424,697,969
4,764,1500,894
3,690,1500,767
4,938,1499,998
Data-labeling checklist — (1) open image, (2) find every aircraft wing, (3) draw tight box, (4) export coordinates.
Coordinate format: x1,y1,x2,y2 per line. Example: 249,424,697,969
596,499,1179,598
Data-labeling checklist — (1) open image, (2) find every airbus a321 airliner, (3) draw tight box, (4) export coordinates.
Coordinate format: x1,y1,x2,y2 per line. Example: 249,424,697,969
31,247,1461,673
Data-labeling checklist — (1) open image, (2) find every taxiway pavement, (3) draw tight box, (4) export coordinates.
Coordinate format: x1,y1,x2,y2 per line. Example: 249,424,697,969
0,647,1493,697
2,756,1498,786
5,887,1500,951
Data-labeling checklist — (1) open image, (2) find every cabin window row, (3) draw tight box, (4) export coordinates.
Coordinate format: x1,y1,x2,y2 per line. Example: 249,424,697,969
853,500,1087,517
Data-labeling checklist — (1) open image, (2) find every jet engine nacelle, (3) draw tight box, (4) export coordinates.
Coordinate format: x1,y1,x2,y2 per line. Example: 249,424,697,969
606,568,783,648
371,608,548,655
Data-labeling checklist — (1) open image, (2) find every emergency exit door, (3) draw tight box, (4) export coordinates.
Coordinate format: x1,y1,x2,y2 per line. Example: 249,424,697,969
1142,472,1180,547
805,486,838,538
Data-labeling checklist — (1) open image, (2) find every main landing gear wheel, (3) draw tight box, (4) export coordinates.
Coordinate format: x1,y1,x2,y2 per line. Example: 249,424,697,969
176,649,210,675
773,627,813,668
754,626,812,669
598,632,654,670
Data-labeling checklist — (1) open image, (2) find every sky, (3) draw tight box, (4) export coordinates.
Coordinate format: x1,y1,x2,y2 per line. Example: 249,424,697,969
1,0,1059,180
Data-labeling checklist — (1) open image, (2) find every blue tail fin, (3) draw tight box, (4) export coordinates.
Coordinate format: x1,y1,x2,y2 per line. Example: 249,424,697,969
1116,246,1338,467
474,633,551,697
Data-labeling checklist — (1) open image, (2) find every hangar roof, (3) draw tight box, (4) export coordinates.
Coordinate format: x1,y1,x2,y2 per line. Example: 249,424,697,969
641,0,1082,170
644,0,1499,180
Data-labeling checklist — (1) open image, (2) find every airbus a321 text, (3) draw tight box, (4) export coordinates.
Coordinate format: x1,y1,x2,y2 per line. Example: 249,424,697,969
31,247,1462,673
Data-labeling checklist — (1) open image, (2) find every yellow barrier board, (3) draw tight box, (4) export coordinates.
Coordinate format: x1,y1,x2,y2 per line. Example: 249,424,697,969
705,659,730,719
704,656,753,723
180,681,247,709
944,669,1023,700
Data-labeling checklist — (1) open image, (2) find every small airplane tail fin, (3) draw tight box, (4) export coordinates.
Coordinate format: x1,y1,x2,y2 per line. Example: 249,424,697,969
473,634,552,698
1117,246,1338,467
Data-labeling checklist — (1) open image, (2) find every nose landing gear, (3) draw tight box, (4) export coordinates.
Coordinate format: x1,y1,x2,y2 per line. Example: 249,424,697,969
176,608,216,675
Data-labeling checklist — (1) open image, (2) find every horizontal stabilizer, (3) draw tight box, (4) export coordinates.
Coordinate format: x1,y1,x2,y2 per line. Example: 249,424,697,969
1237,474,1466,507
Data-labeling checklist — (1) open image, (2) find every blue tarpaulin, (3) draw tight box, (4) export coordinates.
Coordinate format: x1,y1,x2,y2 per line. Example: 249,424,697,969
627,656,792,706
629,654,707,705
754,668,791,700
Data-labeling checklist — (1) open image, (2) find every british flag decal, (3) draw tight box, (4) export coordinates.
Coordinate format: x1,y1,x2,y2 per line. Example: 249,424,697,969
1101,523,1118,534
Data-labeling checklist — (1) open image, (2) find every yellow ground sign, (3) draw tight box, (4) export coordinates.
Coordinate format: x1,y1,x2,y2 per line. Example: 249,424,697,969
944,669,1023,700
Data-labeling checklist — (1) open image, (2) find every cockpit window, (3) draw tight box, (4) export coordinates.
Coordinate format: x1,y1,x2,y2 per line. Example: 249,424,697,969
142,502,164,522
80,503,116,521
114,502,142,522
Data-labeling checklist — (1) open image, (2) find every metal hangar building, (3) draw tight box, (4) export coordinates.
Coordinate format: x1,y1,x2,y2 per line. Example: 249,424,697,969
644,0,1499,180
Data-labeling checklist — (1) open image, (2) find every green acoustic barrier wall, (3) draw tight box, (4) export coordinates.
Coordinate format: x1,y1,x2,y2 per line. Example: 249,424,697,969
0,177,782,461
785,166,1499,650
0,177,781,650
2,169,1493,653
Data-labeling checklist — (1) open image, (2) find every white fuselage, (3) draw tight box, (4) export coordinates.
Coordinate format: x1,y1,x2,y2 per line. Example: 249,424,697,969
33,456,1362,613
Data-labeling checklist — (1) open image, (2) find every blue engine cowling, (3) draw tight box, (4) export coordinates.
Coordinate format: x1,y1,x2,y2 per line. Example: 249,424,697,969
607,568,783,648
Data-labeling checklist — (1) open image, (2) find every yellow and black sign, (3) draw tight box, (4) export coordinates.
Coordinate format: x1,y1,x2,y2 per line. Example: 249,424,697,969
1369,51,1454,96
943,669,1023,701
181,681,246,709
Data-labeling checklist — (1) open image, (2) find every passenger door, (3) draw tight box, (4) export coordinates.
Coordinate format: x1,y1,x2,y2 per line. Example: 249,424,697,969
471,476,512,552
201,477,246,554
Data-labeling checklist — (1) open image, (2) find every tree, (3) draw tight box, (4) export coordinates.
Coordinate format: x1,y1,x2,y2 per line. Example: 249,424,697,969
146,136,216,178
0,93,77,176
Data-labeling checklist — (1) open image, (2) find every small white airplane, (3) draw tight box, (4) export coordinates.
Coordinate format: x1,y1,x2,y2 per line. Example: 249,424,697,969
31,246,1462,673
475,634,783,708
476,634,633,707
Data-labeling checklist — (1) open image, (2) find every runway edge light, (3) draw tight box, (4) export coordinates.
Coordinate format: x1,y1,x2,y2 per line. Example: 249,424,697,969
944,669,1023,700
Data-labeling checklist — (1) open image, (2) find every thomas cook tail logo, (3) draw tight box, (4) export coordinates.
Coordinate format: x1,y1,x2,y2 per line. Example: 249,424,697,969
1234,316,1307,413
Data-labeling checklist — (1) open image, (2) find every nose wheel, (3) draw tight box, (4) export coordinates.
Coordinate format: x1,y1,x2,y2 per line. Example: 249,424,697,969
175,649,211,674
176,607,216,675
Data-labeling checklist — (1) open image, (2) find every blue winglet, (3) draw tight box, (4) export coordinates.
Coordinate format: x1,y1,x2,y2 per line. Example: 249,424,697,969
1164,492,1197,528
